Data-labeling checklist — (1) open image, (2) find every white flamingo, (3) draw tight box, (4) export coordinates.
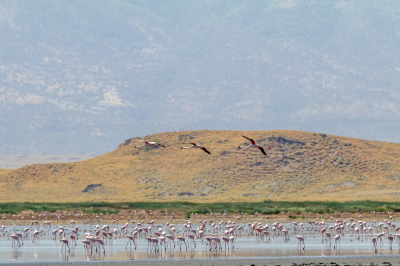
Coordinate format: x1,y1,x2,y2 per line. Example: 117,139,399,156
181,142,211,155
238,135,270,156
135,140,166,148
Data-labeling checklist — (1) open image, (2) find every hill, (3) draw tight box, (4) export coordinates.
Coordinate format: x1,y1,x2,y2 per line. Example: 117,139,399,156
1,1,400,155
1,130,400,203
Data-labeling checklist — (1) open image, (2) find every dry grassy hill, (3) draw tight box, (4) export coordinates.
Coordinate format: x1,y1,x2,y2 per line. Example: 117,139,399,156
1,130,400,203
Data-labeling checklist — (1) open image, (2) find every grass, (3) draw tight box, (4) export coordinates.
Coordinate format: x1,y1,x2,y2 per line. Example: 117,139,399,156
1,200,400,215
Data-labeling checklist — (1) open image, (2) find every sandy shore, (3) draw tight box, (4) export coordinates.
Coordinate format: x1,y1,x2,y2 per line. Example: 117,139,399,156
1,256,399,266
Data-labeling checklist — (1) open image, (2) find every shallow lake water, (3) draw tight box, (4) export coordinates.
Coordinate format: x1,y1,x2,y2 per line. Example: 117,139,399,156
0,223,398,262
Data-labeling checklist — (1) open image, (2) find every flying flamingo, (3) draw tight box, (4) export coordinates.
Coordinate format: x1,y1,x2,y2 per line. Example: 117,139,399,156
135,140,166,148
181,142,211,155
238,135,271,156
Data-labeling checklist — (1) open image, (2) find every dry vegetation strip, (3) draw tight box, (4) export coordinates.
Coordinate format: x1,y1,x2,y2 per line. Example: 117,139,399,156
1,201,400,216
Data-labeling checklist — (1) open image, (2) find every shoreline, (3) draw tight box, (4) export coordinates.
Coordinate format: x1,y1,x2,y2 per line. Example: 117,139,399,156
1,255,400,266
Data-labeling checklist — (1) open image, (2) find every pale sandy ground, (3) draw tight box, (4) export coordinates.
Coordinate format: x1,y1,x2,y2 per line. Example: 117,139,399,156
0,154,96,169
1,256,400,266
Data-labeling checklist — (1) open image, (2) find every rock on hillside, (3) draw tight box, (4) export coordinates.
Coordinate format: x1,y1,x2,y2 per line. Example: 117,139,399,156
1,130,400,202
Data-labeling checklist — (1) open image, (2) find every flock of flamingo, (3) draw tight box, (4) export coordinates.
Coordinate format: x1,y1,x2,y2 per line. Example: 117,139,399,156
0,135,398,261
1,212,400,260
135,135,271,156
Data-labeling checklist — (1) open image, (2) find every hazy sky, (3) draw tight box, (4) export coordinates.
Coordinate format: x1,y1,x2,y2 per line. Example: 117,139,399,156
1,0,400,159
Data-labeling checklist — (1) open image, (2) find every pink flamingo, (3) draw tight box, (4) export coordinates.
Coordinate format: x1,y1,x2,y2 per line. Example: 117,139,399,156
15,232,23,246
325,232,332,245
229,236,235,250
181,142,211,155
282,228,290,241
371,237,378,253
32,230,39,243
377,232,385,245
52,229,58,240
212,236,222,251
151,238,159,252
177,236,187,250
354,227,360,239
387,235,394,250
23,228,29,238
188,234,196,247
96,238,106,254
10,234,20,248
60,238,70,252
126,235,137,250
334,235,341,249
69,234,77,246
222,237,230,251
71,228,78,240
205,237,213,251
135,140,166,148
238,135,271,156
296,235,305,250
321,228,326,241
166,235,175,248
158,236,166,251
81,240,91,254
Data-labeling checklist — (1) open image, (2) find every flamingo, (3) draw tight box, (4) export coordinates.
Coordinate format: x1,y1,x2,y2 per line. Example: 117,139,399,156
238,135,270,156
296,235,305,250
125,235,136,250
387,235,394,250
177,236,187,250
181,142,211,155
325,232,332,245
229,235,235,250
135,140,166,148
158,236,166,251
188,234,196,247
32,230,39,243
69,234,77,246
81,240,91,254
334,235,341,249
166,235,175,248
222,237,230,251
60,238,70,253
10,234,20,248
371,237,378,253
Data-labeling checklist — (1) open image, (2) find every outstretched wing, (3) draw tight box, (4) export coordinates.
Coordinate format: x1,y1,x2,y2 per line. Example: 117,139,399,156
242,135,256,144
157,143,166,148
183,142,197,145
258,146,267,156
200,147,211,155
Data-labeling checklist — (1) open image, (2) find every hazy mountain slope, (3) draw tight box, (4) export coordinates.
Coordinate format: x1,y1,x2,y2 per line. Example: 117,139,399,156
1,130,400,202
1,1,400,155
